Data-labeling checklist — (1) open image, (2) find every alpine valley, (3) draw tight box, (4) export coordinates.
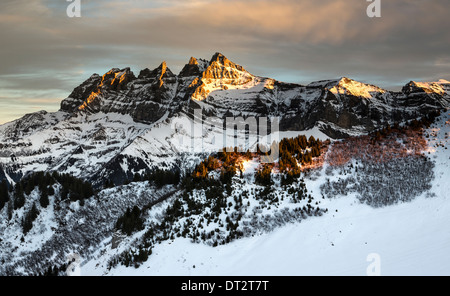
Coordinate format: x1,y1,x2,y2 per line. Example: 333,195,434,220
0,53,449,276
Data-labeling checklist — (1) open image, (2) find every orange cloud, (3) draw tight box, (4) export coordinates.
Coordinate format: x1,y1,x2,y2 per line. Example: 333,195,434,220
178,0,363,44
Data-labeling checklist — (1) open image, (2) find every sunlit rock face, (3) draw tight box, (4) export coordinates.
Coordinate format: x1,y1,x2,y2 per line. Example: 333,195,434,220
59,53,449,132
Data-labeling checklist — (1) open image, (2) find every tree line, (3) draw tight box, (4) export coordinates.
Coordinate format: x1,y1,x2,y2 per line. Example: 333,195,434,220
2,171,95,235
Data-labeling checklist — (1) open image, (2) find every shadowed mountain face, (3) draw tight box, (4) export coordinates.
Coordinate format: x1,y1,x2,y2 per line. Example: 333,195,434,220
59,53,450,133
0,53,449,186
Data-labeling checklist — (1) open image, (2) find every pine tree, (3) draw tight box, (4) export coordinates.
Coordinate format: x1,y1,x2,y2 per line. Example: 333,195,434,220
7,198,13,220
61,186,69,200
104,179,115,189
39,188,49,208
115,206,144,236
22,203,39,234
14,183,25,210
133,173,141,182
0,179,9,210
82,181,94,199
47,184,55,196
255,164,273,186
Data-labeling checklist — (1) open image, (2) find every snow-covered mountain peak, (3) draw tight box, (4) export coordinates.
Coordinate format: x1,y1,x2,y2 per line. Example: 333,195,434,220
138,61,175,80
190,53,255,101
104,67,135,90
188,56,198,66
207,52,248,74
179,57,203,78
76,67,136,112
328,77,386,99
210,52,229,64
150,61,175,88
307,77,386,99
404,80,450,96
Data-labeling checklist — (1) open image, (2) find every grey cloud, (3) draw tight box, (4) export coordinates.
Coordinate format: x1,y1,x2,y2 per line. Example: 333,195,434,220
0,0,449,123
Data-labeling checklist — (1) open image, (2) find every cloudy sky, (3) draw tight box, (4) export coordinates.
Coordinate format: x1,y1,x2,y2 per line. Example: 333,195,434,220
0,0,449,124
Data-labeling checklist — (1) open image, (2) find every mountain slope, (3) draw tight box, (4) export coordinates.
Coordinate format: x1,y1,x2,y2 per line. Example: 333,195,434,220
81,110,450,276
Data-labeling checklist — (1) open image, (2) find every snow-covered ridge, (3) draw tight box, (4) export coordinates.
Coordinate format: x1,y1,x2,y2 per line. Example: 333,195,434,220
411,79,450,96
329,77,386,99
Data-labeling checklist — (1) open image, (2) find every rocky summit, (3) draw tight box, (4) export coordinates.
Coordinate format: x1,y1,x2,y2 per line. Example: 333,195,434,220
58,52,449,131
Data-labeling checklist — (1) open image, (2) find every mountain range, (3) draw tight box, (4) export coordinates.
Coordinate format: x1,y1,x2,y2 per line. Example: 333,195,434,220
1,52,449,188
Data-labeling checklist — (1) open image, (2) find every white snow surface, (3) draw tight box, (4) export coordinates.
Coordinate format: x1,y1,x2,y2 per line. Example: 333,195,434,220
82,110,450,276
413,80,450,96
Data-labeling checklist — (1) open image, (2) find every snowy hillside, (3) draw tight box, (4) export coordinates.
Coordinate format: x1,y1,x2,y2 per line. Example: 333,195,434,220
77,110,450,276
0,179,177,275
1,109,448,276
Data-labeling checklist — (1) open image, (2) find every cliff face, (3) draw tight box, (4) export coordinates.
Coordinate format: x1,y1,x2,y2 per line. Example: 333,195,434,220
60,64,177,123
58,53,449,136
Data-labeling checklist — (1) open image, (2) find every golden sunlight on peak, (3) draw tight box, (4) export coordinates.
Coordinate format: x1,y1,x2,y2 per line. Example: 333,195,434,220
264,79,275,90
188,57,198,65
78,90,100,110
413,81,445,95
